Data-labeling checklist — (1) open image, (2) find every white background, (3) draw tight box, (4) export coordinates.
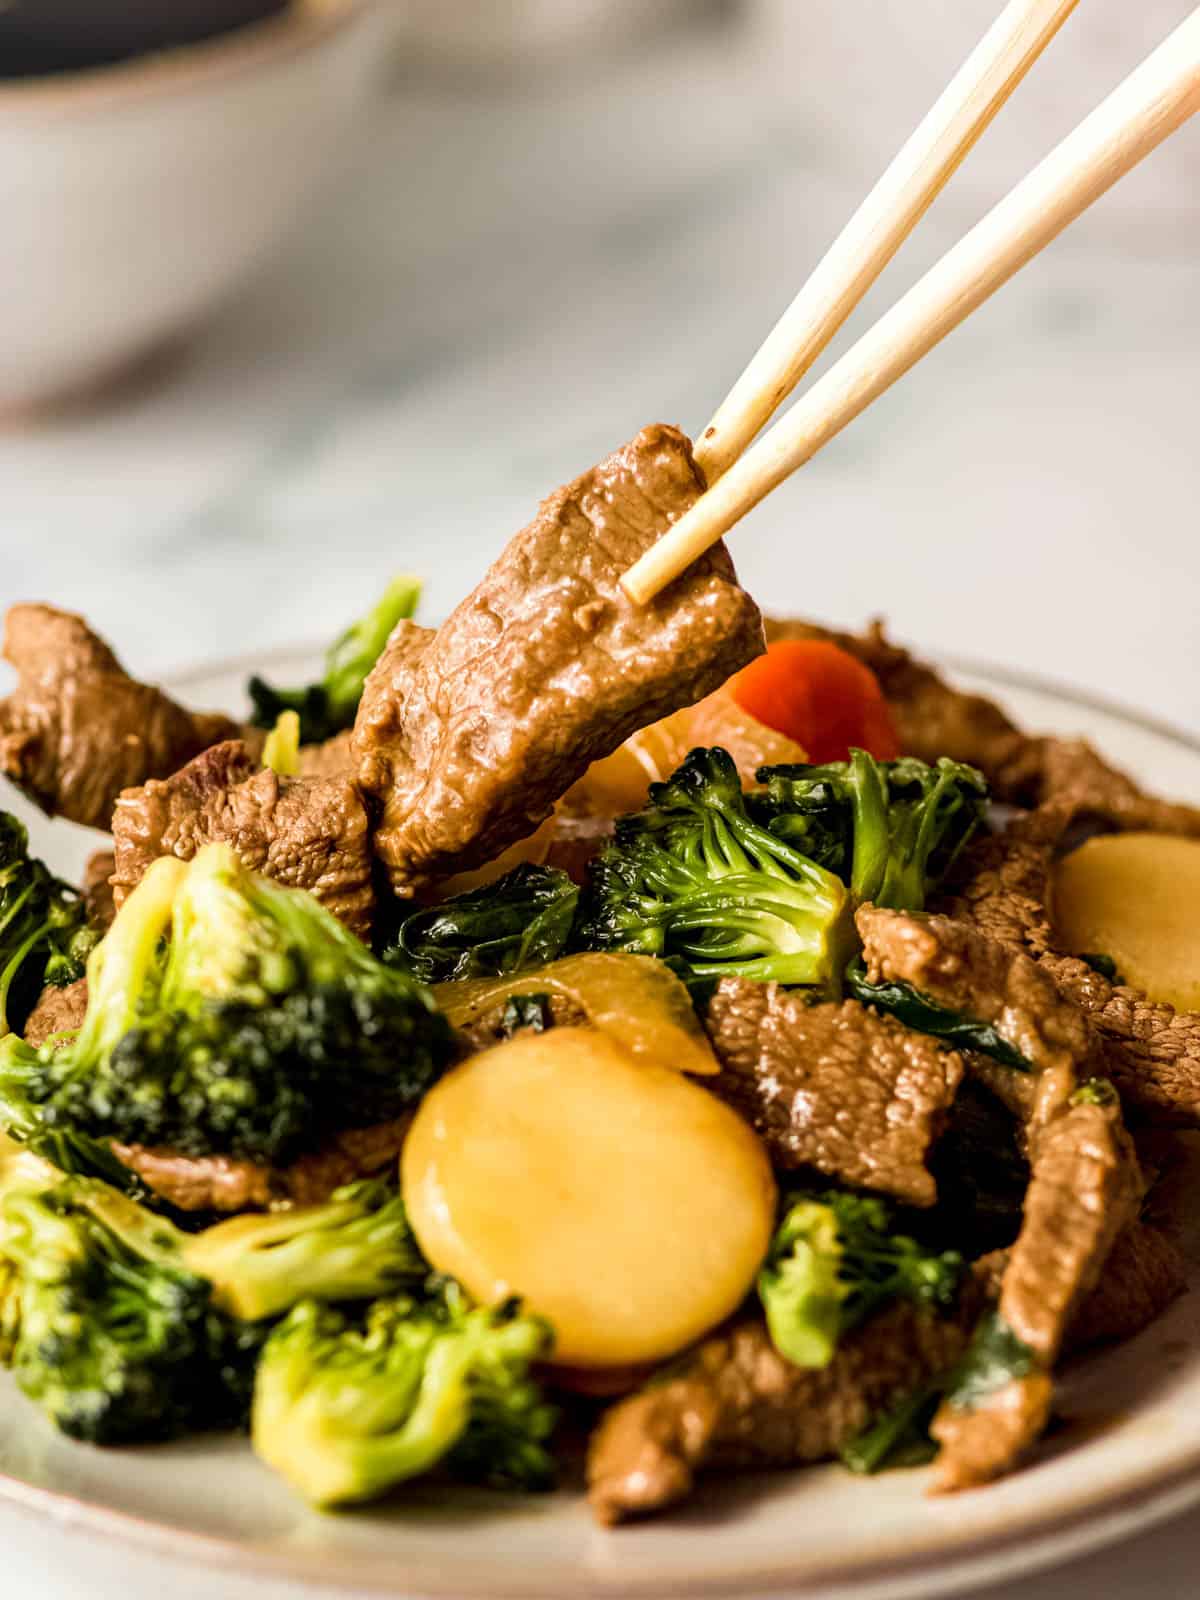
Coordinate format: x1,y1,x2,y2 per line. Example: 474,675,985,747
1,0,1198,1593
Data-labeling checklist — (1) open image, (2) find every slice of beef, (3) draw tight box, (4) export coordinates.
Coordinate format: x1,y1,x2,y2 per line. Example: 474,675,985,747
297,730,356,780
999,1097,1142,1362
82,849,117,932
937,827,1055,958
931,1095,1141,1492
856,904,1090,1126
354,425,763,893
765,617,1200,830
1038,739,1200,838
1039,953,1200,1127
111,1115,412,1213
110,739,375,940
1064,1220,1187,1354
0,604,241,831
704,979,962,1207
930,1375,1054,1493
937,816,1200,1126
588,1301,975,1525
22,977,88,1046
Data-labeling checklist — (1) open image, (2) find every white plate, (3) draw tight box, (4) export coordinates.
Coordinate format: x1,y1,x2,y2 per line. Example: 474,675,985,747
2,648,1199,1600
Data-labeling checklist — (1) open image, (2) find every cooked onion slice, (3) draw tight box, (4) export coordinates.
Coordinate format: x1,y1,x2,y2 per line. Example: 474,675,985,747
434,952,719,1076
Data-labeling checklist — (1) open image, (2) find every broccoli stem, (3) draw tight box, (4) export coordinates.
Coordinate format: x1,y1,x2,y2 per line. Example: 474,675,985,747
76,856,186,1059
324,575,422,727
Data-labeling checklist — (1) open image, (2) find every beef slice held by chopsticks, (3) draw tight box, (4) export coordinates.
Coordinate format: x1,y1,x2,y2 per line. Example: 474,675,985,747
354,425,764,893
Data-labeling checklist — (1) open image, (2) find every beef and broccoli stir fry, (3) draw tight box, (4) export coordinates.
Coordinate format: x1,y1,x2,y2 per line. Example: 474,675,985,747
0,422,1198,1523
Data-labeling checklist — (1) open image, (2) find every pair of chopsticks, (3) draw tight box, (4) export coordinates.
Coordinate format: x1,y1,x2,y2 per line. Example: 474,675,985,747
622,0,1200,605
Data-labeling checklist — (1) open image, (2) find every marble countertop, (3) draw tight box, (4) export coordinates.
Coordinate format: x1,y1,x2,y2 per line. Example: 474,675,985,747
1,0,1198,1593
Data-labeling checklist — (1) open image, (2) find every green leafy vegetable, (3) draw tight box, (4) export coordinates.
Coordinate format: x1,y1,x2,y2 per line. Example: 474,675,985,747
387,865,579,984
1080,952,1123,984
838,1383,941,1474
251,1284,557,1507
248,574,422,744
759,1190,964,1369
755,752,988,912
845,960,1033,1072
0,844,453,1170
183,1178,428,1323
943,1311,1037,1411
577,747,854,987
0,813,96,1037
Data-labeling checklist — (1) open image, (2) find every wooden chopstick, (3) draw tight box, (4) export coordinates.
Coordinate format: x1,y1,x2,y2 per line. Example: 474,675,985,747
624,5,1200,607
694,0,1083,485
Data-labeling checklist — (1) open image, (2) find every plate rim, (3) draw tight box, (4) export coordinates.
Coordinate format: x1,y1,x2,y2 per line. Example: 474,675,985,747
2,643,1199,1600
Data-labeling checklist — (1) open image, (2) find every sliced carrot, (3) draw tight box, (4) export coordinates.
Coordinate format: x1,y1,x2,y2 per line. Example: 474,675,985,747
728,638,901,765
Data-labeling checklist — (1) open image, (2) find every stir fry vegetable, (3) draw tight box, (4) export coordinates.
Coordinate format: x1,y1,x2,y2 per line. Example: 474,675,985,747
248,574,422,744
756,753,987,912
0,845,453,1169
728,639,900,764
252,1285,556,1507
758,1190,964,1369
0,813,96,1037
577,747,854,987
387,864,579,983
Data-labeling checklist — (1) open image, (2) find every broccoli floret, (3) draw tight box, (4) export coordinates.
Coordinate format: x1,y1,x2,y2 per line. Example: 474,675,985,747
183,1178,428,1323
0,1176,248,1442
252,1284,556,1507
248,575,422,744
386,865,580,984
0,844,453,1170
845,960,1034,1072
755,752,987,911
0,813,97,1037
576,747,854,987
0,1255,18,1365
758,1190,964,1369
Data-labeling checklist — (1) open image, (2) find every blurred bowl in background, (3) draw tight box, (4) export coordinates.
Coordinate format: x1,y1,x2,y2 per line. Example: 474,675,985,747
0,0,382,417
0,0,292,78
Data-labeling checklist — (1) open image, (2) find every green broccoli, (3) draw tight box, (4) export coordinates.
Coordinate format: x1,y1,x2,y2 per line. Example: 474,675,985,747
576,747,854,987
0,1176,255,1442
386,864,580,984
0,843,454,1171
758,1190,964,1369
754,752,987,911
0,1254,18,1365
183,1178,428,1323
844,960,1034,1072
252,1284,557,1507
0,813,97,1037
248,574,422,744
